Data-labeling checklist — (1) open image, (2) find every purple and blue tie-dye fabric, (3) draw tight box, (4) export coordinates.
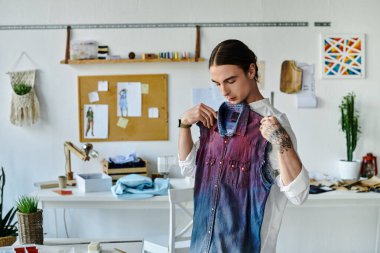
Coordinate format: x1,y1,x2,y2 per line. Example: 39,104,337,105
190,102,274,253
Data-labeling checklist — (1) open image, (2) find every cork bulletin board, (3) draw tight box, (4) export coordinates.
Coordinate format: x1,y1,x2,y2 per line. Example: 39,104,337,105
78,74,168,142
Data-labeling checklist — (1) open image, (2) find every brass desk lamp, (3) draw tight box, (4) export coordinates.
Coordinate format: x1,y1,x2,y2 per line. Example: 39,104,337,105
64,141,98,181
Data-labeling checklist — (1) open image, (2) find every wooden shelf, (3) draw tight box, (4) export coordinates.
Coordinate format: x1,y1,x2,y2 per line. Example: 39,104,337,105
60,57,205,64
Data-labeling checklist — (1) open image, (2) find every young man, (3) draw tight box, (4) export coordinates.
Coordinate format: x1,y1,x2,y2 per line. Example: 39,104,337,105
178,39,309,253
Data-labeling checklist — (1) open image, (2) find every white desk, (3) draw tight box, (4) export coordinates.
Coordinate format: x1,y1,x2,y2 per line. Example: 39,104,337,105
34,180,380,210
32,178,194,239
290,190,380,207
283,190,380,253
33,178,193,210
11,238,143,253
33,181,380,253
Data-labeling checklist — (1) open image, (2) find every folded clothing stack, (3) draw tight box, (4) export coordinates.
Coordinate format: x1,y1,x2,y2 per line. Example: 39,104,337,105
108,153,145,168
111,174,169,199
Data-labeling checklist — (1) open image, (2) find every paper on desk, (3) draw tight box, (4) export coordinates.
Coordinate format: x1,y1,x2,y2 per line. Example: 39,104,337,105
88,91,100,103
360,176,380,187
98,81,108,91
296,63,317,108
148,107,159,118
192,86,226,111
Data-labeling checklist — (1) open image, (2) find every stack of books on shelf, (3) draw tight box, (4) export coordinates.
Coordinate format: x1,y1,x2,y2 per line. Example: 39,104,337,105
97,45,109,59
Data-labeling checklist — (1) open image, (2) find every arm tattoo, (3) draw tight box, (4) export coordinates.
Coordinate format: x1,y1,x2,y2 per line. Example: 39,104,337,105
267,126,293,154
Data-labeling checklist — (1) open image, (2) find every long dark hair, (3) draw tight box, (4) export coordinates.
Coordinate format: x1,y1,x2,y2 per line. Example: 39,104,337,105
209,39,259,82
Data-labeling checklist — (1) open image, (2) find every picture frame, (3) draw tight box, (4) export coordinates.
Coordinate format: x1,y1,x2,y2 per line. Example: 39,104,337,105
321,34,365,79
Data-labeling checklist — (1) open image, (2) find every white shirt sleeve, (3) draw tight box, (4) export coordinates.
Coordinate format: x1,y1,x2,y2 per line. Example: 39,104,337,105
276,165,309,205
178,140,199,177
269,114,310,205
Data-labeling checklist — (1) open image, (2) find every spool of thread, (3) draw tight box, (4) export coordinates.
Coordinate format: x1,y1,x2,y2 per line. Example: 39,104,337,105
128,52,136,59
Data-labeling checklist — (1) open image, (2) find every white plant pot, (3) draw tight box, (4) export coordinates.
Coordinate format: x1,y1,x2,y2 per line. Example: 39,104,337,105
338,160,361,180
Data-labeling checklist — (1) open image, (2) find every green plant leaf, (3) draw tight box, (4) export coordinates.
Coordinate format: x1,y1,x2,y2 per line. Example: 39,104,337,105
339,92,360,161
16,195,39,213
0,167,18,236
12,83,32,95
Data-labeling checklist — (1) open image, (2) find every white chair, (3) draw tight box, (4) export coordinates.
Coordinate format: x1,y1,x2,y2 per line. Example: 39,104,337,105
143,187,194,253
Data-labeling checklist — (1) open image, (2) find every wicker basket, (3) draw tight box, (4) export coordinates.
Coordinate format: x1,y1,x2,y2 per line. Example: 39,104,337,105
17,209,43,245
0,236,17,247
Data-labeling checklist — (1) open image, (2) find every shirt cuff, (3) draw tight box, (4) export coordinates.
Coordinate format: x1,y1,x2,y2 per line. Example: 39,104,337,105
178,141,199,177
276,165,309,198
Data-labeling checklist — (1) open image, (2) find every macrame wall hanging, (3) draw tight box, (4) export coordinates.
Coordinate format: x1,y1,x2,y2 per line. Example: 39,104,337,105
7,52,40,127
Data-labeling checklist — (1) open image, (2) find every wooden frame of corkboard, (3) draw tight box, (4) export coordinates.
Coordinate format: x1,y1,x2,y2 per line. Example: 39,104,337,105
78,74,168,142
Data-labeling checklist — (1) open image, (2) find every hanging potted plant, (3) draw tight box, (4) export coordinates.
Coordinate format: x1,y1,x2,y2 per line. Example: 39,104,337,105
338,92,361,180
0,167,18,247
16,195,43,245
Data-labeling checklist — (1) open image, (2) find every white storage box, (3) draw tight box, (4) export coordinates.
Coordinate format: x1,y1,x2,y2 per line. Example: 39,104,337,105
76,173,112,192
70,40,98,60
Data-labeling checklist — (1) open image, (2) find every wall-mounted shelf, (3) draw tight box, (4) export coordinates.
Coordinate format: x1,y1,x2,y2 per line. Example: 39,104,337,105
61,25,203,65
60,57,205,65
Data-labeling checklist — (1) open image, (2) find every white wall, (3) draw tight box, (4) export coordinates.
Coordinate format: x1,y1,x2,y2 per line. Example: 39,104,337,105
1,0,379,252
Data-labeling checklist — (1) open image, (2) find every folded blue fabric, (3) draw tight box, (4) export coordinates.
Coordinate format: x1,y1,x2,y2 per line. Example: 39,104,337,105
111,174,169,199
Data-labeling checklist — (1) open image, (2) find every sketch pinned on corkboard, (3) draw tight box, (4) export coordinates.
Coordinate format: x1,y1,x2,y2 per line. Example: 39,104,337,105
83,104,109,139
117,82,142,117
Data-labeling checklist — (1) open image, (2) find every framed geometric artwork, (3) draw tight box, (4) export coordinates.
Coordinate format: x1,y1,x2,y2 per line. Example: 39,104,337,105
321,34,365,79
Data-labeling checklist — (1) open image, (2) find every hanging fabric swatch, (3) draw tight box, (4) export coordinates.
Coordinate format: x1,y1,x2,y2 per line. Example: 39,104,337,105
280,60,303,94
7,69,40,126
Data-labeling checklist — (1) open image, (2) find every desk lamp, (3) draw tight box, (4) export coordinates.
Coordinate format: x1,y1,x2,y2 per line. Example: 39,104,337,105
64,141,99,181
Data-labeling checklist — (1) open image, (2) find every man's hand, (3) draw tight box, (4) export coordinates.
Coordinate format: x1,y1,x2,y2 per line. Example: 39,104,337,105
181,103,217,128
259,116,293,153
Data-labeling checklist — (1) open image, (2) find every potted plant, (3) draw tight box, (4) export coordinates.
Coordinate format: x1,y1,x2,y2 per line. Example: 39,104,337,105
12,83,32,96
0,167,18,246
338,92,361,180
16,195,43,245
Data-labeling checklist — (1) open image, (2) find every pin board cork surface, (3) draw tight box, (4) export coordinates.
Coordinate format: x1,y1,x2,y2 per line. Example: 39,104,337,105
78,74,168,142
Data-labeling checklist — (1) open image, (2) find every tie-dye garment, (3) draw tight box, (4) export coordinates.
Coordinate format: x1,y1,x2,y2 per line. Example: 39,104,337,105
190,102,274,253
